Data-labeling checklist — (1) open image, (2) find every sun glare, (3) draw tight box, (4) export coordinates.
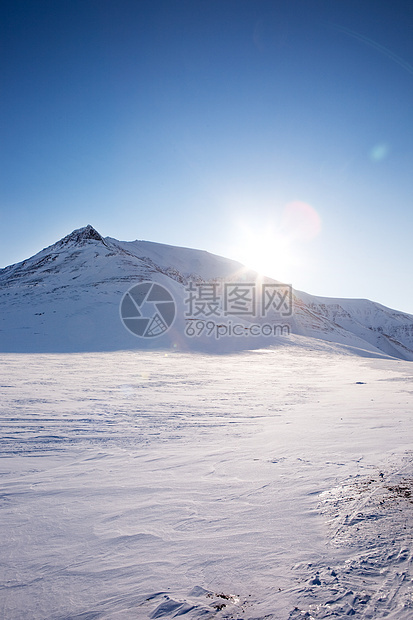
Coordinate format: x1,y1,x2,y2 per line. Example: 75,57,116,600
230,201,322,282
232,225,295,281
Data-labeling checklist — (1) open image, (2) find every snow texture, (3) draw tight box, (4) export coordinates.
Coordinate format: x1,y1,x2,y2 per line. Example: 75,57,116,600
0,226,412,618
0,348,412,619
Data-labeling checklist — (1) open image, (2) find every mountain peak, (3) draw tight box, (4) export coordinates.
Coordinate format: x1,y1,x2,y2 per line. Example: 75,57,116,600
58,225,105,247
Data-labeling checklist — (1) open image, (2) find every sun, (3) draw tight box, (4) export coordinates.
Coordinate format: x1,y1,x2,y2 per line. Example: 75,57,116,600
231,224,295,282
229,202,322,282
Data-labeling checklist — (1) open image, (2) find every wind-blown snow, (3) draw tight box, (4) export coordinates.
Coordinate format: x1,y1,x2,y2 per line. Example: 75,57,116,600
0,346,412,619
1,226,412,617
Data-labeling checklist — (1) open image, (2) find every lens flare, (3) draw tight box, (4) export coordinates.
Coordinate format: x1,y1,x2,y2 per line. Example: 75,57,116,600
370,143,389,162
281,201,322,241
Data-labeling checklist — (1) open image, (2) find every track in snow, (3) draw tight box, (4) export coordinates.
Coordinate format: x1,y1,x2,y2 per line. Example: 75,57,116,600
289,453,413,619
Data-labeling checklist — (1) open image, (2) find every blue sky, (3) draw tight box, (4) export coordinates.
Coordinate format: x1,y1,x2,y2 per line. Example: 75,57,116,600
1,0,412,313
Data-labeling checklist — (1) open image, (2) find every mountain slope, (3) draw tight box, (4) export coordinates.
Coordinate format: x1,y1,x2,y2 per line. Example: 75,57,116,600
0,225,412,358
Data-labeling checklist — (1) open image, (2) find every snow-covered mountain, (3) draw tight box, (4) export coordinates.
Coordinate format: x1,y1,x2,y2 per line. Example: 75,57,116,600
1,224,412,359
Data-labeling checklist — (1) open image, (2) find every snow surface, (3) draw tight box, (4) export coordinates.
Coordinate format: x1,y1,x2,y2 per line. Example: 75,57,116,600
1,226,412,617
1,344,412,619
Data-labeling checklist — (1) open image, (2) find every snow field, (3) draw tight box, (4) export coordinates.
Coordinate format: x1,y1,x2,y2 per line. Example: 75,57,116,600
0,346,412,618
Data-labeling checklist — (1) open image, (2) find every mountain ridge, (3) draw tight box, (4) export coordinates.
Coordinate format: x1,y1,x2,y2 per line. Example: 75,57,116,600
1,225,412,359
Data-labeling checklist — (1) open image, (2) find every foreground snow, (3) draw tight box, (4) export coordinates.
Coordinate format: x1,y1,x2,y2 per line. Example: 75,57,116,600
0,344,412,619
